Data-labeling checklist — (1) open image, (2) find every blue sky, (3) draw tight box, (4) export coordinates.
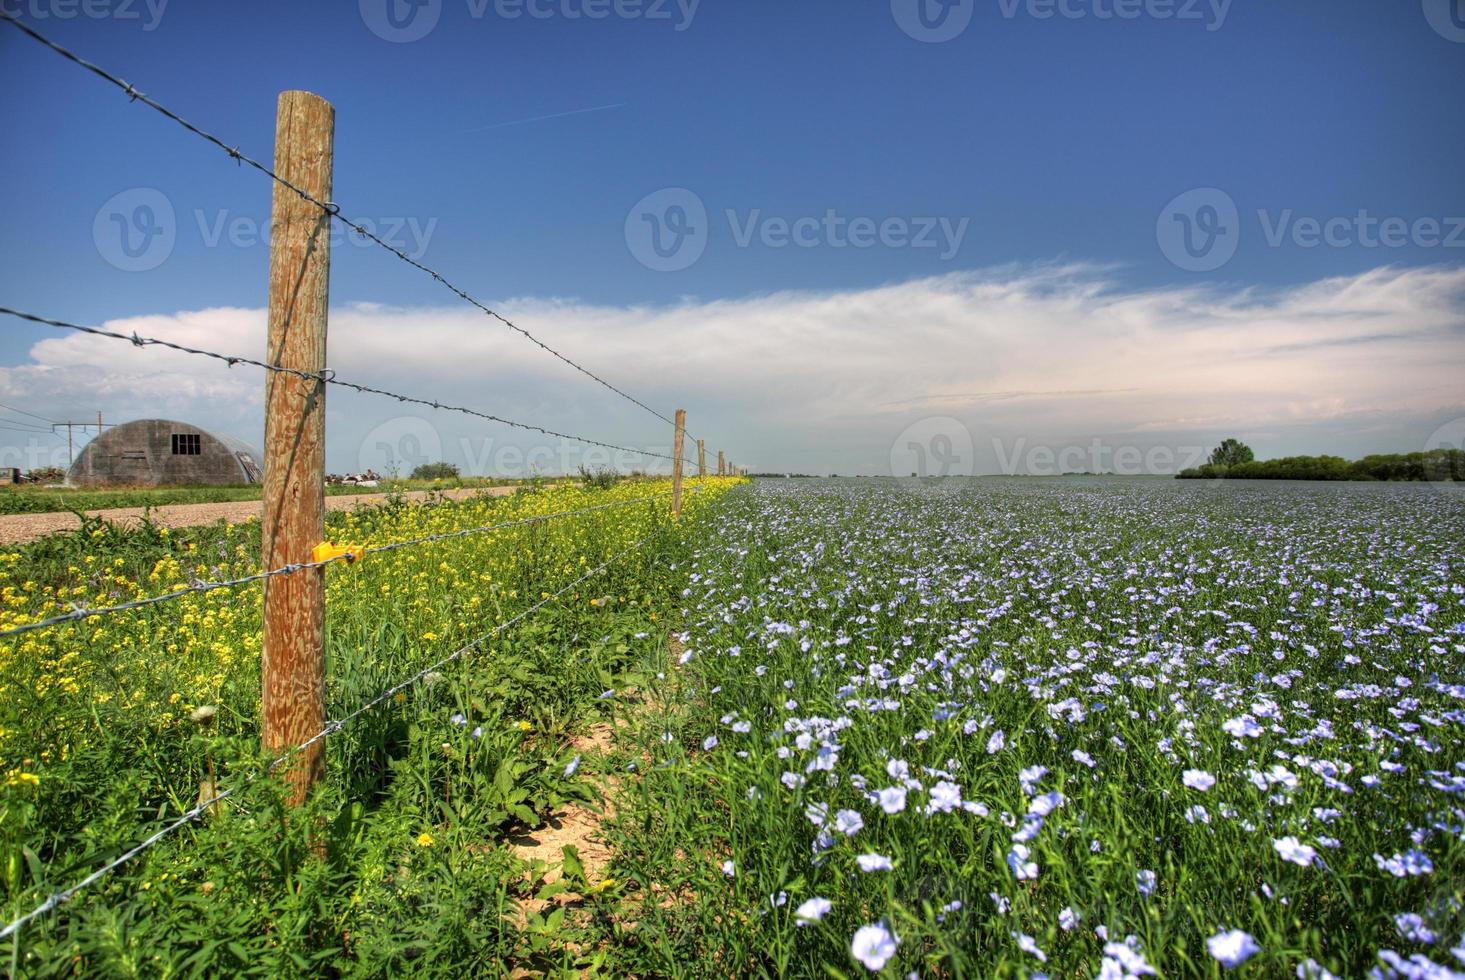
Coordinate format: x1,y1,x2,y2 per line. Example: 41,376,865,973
1,0,1463,475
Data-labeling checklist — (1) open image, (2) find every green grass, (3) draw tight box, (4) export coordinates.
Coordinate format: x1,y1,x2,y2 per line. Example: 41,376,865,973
0,479,738,977
6,478,1460,977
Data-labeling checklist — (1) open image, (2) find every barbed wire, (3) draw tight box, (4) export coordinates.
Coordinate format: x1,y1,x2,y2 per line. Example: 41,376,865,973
0,516,676,941
0,307,683,464
0,488,682,640
0,12,676,429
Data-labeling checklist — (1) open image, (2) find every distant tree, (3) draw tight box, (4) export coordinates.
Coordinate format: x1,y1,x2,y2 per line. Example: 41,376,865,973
410,461,459,480
1208,439,1255,468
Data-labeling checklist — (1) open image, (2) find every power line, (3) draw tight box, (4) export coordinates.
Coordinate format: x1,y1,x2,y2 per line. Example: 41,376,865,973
0,12,677,430
0,308,683,464
0,517,675,941
0,401,57,425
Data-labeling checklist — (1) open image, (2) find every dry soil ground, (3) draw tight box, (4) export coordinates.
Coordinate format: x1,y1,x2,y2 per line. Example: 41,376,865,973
0,487,506,545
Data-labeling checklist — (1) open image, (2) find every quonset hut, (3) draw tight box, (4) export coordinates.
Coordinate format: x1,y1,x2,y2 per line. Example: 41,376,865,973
67,419,263,487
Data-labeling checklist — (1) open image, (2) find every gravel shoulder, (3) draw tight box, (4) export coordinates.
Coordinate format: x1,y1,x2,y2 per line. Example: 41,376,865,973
0,487,513,546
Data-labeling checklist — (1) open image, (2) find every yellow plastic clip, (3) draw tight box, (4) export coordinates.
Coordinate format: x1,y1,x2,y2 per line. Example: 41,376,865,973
312,542,365,565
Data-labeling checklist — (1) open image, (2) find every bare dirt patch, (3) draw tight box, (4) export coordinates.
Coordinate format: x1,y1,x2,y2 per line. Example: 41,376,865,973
0,487,515,546
509,634,687,919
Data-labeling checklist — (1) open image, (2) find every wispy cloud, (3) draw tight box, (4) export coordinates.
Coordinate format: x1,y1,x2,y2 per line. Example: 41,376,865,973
881,388,1142,407
3,262,1462,474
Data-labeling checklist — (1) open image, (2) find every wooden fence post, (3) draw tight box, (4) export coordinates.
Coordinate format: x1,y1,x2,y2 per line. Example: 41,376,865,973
697,438,706,477
261,90,334,806
718,451,725,476
671,408,686,519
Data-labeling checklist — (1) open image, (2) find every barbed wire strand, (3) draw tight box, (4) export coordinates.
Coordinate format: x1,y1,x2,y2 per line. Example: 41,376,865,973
0,13,676,429
0,511,682,942
0,488,684,640
0,307,682,464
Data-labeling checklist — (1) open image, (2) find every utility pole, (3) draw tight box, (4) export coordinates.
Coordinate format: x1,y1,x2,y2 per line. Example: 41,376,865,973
51,417,113,464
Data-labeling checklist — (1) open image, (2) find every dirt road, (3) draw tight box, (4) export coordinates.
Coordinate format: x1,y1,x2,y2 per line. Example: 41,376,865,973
0,487,515,546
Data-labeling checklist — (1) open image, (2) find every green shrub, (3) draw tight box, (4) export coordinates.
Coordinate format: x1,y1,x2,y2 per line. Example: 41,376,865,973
410,462,460,481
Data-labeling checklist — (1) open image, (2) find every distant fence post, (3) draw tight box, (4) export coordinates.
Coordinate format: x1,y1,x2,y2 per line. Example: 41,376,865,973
697,438,706,477
261,90,334,806
718,451,725,476
671,408,686,519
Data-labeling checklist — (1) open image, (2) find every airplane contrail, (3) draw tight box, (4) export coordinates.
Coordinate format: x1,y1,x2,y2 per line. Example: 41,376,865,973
461,102,627,133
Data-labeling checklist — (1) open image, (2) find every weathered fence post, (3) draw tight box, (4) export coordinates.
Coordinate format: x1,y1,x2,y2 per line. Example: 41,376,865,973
718,451,725,476
697,438,706,477
671,408,686,519
261,90,334,806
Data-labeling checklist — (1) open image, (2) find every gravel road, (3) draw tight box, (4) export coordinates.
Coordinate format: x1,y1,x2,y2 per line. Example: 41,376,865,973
0,487,515,546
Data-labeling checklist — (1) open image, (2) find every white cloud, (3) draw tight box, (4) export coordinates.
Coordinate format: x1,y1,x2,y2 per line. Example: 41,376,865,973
2,262,1462,475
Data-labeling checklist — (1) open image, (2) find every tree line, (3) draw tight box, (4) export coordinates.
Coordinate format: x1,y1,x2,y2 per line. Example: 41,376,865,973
1178,440,1464,482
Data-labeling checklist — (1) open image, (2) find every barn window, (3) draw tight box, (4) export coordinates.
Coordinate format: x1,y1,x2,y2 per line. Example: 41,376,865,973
171,433,201,456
